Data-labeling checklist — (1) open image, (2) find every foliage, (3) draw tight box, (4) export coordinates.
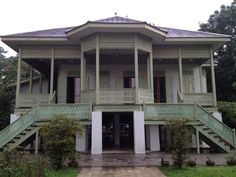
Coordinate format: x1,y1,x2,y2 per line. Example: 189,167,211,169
160,166,236,177
0,150,48,177
225,150,236,166
44,168,78,177
199,1,236,101
166,119,192,168
218,102,236,128
41,114,84,170
0,47,7,58
0,86,15,130
0,46,30,130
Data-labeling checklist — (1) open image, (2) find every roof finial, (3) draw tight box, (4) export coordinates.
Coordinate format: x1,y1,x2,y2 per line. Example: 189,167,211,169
115,12,117,16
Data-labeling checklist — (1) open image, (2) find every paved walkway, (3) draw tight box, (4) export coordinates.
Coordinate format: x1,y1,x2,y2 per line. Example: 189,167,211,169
78,152,227,167
78,167,167,177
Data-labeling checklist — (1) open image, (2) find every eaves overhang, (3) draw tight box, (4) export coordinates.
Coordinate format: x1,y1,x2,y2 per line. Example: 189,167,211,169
66,22,168,42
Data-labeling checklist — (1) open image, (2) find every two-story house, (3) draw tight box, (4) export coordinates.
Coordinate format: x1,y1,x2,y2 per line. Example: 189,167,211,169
0,16,235,154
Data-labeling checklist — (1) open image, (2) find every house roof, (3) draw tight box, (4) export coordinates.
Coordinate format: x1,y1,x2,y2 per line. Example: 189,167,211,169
1,16,231,39
91,16,144,24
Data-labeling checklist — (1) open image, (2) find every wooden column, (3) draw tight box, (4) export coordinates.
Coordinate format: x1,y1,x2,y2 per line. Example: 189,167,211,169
35,131,39,155
39,73,42,93
134,36,139,104
149,52,154,92
147,57,150,90
178,47,184,95
80,49,84,91
50,47,54,95
210,48,217,107
15,47,22,108
96,35,100,104
29,66,33,93
196,129,200,154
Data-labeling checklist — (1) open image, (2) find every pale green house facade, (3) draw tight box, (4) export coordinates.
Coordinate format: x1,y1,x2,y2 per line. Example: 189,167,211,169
0,16,235,154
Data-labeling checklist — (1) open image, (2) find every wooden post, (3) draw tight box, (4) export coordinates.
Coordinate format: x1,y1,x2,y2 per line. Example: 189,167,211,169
196,129,200,154
80,49,84,91
39,73,42,93
15,47,22,108
199,66,203,93
210,48,217,107
50,46,54,95
96,35,100,104
29,66,33,93
150,52,154,92
134,35,139,104
147,57,150,90
35,131,39,155
178,47,184,95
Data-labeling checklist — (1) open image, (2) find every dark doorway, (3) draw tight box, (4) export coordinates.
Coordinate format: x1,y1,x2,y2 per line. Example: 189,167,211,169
102,112,134,151
160,125,167,151
67,77,80,103
154,76,166,103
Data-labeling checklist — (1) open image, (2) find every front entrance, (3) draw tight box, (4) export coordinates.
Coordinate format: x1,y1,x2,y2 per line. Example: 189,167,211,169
102,112,134,152
67,77,80,103
154,76,166,103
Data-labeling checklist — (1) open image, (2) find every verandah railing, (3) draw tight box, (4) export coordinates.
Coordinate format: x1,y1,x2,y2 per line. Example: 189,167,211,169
0,103,91,149
144,103,236,148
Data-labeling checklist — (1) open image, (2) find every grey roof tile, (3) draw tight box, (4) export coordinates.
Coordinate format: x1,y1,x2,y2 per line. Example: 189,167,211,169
1,16,230,38
92,16,144,23
158,26,230,38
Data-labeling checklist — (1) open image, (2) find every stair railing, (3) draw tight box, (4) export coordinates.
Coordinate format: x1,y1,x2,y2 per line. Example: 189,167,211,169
196,105,236,148
0,106,38,148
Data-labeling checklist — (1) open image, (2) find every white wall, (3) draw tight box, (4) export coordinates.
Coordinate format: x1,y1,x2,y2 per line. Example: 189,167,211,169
91,111,102,154
133,111,145,154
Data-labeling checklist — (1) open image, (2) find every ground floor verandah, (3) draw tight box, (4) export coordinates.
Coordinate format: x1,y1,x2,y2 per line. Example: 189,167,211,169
77,152,227,167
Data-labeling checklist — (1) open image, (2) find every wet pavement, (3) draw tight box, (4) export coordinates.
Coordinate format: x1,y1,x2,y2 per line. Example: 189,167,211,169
77,152,227,167
78,167,167,177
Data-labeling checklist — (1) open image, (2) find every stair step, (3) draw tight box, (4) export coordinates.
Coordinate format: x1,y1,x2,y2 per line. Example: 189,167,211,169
20,132,26,135
25,128,32,131
9,140,15,144
208,132,214,134
14,136,21,139
31,124,38,127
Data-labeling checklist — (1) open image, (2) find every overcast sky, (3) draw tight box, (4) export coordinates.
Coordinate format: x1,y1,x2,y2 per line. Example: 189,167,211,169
0,0,233,57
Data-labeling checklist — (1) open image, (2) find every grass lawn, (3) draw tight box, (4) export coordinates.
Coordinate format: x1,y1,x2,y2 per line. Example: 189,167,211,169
44,168,79,177
160,166,236,177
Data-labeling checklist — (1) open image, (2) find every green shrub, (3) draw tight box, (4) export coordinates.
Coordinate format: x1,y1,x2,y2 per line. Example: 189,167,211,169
166,119,192,168
0,150,48,177
41,114,84,170
218,102,236,128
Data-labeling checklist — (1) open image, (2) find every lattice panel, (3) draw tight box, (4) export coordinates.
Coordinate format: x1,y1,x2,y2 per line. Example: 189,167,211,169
145,104,195,120
55,46,80,59
22,45,51,59
19,93,50,107
100,89,135,104
153,46,178,59
183,93,213,106
100,34,134,49
80,90,96,104
138,89,154,103
137,35,152,52
81,35,96,52
38,104,91,120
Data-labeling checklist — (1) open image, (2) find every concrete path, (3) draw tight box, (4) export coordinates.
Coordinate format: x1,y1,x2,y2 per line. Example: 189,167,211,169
78,167,167,177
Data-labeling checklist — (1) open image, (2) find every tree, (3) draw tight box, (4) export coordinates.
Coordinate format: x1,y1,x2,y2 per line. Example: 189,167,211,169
0,47,7,58
199,1,236,101
0,46,30,130
166,119,192,168
41,115,84,170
